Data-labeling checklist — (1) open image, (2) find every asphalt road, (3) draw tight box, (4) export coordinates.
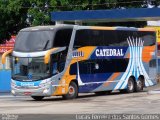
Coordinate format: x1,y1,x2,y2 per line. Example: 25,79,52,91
0,84,160,120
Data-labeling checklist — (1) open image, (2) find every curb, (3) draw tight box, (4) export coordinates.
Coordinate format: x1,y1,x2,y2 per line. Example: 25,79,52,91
148,89,160,94
0,92,11,95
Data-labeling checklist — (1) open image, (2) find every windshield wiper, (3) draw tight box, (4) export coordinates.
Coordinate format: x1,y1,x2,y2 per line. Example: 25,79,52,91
43,40,49,50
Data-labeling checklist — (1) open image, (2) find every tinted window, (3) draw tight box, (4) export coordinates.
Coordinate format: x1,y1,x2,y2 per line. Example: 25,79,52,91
74,29,155,47
14,28,73,52
69,59,129,75
50,49,68,75
92,59,129,73
69,61,94,75
69,63,77,75
149,59,156,67
14,31,54,52
54,29,73,47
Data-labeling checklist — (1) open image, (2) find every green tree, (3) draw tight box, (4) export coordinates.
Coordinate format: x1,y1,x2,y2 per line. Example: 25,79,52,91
0,0,30,43
0,0,160,43
27,0,54,26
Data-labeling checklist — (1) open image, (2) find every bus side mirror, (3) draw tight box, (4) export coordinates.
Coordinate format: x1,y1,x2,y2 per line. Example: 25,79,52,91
2,49,13,64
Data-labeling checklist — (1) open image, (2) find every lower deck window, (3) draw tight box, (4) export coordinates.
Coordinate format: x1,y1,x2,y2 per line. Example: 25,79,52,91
69,59,129,75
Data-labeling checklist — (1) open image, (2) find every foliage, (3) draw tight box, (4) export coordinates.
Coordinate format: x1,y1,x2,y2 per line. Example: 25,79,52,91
0,0,160,43
0,0,29,43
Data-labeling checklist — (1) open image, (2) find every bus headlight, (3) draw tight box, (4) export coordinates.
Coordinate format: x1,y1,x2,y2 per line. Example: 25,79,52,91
11,90,15,95
43,89,49,94
11,81,16,87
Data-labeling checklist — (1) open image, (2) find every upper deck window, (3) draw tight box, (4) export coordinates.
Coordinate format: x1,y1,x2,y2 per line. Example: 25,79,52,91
53,29,73,47
14,30,54,52
14,28,73,52
74,29,155,47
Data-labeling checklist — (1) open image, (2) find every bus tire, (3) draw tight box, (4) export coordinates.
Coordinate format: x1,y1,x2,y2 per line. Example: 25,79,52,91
126,77,135,93
135,77,144,92
120,77,135,93
62,82,78,100
31,96,44,101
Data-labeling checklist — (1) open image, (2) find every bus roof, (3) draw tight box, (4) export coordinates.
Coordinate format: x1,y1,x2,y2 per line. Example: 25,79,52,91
76,26,156,32
20,25,74,32
20,24,155,32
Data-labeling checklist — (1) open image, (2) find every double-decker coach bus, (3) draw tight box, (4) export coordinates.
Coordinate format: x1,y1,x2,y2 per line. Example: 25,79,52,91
2,25,157,100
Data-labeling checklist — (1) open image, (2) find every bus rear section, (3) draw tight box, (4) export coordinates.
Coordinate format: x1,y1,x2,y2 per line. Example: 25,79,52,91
68,26,157,95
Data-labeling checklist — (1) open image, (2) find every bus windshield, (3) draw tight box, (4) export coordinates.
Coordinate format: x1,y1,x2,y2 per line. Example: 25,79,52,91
14,31,54,52
12,57,50,81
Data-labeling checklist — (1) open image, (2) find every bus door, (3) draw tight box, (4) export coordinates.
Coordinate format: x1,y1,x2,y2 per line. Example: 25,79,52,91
77,60,96,92
78,60,111,92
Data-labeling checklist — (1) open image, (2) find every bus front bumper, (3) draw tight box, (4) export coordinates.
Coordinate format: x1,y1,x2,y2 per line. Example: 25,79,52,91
11,86,54,97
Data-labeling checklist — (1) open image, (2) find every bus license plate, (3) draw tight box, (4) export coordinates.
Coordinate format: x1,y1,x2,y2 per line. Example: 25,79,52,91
24,92,32,95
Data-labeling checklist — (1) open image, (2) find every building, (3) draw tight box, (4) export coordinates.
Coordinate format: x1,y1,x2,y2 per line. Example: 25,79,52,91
0,36,15,70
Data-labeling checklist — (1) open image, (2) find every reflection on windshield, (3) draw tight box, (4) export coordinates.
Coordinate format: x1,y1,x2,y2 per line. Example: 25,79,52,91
12,57,50,81
14,31,54,52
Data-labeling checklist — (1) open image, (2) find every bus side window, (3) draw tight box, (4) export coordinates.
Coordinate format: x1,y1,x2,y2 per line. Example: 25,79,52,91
53,29,72,47
69,63,77,75
51,54,58,75
149,59,156,67
52,62,58,75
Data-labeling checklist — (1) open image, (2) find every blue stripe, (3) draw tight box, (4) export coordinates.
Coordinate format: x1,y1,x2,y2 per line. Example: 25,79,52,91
120,45,133,89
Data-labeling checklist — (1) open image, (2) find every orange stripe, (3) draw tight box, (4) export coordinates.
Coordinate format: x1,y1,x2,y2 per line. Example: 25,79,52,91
138,28,155,32
52,46,96,95
91,26,116,30
142,46,155,63
51,75,76,96
91,27,155,32
70,46,96,64
103,72,120,87
126,53,130,58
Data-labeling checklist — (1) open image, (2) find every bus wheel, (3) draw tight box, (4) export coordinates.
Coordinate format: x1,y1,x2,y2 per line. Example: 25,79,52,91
126,77,135,93
120,77,135,93
31,96,44,101
135,77,144,92
63,82,78,100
